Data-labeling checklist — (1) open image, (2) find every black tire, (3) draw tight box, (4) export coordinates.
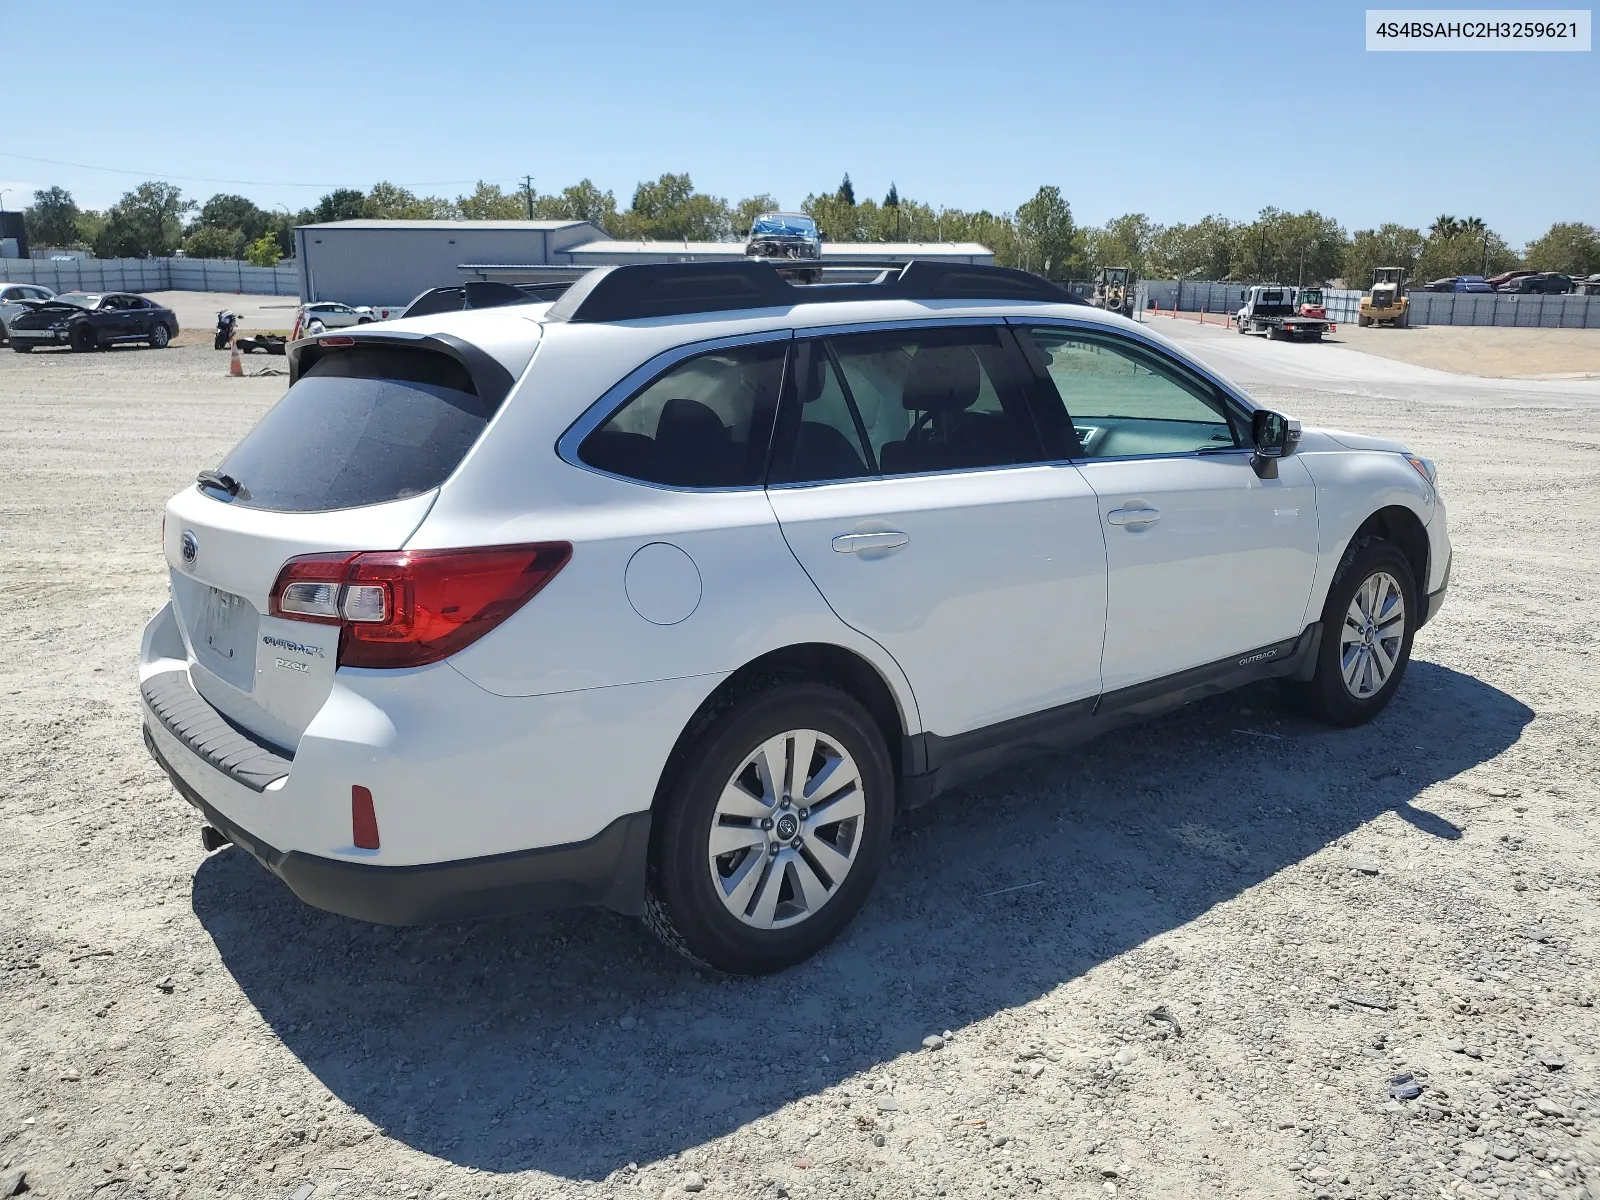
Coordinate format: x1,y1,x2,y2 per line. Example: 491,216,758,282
357,316,373,324
1281,535,1417,727
1310,332,1323,342
149,323,170,349
11,342,33,353
214,331,230,350
70,324,97,352
644,681,895,975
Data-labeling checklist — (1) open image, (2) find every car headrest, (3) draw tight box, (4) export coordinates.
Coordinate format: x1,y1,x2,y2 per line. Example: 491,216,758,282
901,345,981,412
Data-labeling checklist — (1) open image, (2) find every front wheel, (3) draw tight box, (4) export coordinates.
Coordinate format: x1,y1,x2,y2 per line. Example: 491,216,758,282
1281,535,1417,727
70,324,97,352
149,324,170,349
11,342,33,353
644,682,895,974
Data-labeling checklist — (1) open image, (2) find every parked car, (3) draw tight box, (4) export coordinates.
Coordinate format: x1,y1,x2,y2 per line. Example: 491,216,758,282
1423,276,1494,293
290,301,376,338
140,260,1450,974
744,211,822,262
1577,274,1600,296
0,282,55,344
1485,270,1536,289
8,291,178,352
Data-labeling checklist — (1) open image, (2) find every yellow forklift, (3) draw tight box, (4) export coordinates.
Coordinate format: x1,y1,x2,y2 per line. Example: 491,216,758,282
1358,267,1410,327
1091,266,1134,318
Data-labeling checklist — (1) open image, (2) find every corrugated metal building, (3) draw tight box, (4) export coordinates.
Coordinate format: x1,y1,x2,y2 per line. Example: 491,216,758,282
292,220,606,306
295,219,997,305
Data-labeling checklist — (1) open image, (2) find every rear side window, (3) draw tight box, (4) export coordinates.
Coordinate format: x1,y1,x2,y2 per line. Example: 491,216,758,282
578,341,785,488
212,347,496,512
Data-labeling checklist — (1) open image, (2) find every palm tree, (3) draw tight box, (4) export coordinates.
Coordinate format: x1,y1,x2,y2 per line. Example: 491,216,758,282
1430,214,1462,240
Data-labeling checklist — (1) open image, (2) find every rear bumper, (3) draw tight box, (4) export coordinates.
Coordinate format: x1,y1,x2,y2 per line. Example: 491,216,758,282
144,723,651,922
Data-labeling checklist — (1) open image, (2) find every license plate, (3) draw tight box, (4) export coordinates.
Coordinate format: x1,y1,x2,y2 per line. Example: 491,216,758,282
10,329,55,338
192,587,259,690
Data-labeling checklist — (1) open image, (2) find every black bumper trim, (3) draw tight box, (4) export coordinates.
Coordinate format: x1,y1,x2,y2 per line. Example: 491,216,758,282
141,670,292,792
143,724,651,923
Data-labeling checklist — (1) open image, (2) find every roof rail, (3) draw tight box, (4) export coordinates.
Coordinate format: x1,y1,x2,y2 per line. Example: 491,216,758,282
544,259,1086,323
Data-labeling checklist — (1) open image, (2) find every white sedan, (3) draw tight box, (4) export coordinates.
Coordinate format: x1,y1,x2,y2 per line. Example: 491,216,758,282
0,282,56,343
140,261,1449,974
291,300,376,337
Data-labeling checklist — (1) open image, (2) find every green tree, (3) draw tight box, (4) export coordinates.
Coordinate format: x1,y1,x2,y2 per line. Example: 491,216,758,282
94,182,194,257
1523,222,1600,276
1146,215,1238,279
197,194,270,242
838,174,856,206
883,183,899,209
615,174,731,241
365,181,454,220
732,194,780,237
1015,186,1080,279
244,234,283,267
802,192,866,242
313,188,368,222
1085,212,1155,278
182,226,245,259
24,186,81,247
456,181,525,220
74,209,108,249
1417,220,1519,281
529,179,621,230
1342,223,1425,287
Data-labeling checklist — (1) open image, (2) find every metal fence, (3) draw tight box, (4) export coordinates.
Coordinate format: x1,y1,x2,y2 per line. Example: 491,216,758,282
1406,290,1600,328
0,256,300,296
1140,278,1600,328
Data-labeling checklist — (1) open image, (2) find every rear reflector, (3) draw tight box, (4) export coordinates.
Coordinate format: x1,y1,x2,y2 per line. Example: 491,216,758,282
268,543,572,669
352,785,380,849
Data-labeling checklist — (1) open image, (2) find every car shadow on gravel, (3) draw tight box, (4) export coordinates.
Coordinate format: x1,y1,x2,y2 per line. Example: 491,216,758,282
192,659,1530,1181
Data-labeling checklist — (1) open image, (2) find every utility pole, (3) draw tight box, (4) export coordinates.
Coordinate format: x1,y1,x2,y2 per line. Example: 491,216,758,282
522,176,535,220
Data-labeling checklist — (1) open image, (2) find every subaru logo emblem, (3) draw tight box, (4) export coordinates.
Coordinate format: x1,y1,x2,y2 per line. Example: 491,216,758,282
181,530,198,566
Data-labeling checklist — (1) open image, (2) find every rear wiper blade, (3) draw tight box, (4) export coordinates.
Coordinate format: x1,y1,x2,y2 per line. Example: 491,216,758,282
197,469,242,496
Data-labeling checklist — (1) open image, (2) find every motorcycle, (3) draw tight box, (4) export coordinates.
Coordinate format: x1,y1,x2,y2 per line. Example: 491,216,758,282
214,310,239,350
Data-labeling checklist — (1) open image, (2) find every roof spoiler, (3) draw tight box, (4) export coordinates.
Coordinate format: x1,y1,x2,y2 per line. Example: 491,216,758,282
544,259,1087,323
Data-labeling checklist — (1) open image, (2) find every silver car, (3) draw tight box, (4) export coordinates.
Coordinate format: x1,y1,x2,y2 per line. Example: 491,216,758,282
0,283,56,343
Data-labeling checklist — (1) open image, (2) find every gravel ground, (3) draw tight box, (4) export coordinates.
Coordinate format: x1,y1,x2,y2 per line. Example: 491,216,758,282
1,331,1596,1200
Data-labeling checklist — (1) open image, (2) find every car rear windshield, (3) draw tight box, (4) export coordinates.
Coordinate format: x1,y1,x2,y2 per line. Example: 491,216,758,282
211,346,498,512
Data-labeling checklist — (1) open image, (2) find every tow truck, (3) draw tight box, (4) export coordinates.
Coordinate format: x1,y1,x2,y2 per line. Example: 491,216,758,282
1234,284,1332,341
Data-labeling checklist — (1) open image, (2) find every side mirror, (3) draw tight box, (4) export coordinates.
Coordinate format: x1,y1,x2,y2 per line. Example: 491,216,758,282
1250,409,1301,479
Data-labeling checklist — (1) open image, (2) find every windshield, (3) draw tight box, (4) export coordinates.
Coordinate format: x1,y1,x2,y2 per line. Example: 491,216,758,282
751,214,816,238
51,293,99,308
1103,269,1128,284
1301,289,1323,304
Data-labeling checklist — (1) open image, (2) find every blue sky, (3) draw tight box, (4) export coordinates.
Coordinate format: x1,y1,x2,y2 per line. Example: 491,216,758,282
3,1,1594,245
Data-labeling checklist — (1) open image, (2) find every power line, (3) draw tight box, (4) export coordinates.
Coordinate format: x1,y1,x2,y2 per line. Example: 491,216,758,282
0,151,516,191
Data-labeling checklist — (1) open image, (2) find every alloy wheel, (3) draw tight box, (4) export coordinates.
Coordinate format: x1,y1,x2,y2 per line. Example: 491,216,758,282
1340,570,1406,699
707,728,865,930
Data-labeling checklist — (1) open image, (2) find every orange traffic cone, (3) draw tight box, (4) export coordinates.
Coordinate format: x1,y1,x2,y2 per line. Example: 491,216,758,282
229,346,243,377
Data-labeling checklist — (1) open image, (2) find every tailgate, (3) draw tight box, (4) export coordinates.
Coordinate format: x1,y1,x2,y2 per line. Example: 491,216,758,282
163,486,435,750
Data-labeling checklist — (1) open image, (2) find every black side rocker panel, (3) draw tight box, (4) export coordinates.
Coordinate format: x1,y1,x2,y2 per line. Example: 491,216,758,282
898,624,1322,807
143,724,651,923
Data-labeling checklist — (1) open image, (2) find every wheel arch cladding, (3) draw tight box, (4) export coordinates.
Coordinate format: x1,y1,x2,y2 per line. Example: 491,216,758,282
1353,505,1429,616
649,643,910,816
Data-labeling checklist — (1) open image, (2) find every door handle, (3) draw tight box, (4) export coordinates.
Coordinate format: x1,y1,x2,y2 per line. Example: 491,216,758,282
832,531,910,553
1106,506,1161,527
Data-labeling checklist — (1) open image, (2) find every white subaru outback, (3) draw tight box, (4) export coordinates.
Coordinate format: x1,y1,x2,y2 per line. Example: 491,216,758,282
140,261,1450,974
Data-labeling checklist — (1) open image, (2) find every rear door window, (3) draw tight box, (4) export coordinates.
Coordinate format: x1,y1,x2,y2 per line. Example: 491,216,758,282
578,340,786,488
210,346,498,512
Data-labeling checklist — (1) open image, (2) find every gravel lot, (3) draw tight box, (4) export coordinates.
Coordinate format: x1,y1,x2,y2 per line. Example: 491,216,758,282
1,328,1596,1200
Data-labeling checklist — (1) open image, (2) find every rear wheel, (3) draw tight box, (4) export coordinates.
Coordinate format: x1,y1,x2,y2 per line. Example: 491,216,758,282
149,323,170,349
1281,535,1417,727
1358,313,1371,327
306,319,326,335
644,681,894,974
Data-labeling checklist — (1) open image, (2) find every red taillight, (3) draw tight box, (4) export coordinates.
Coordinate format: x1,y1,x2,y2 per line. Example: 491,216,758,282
352,785,380,849
268,543,571,669
319,336,356,347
